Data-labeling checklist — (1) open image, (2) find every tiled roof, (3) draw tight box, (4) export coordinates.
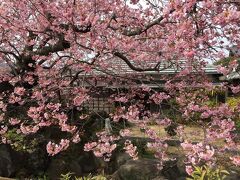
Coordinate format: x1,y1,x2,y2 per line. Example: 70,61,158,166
90,58,221,76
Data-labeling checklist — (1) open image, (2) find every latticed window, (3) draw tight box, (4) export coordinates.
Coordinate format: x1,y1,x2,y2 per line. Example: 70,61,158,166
83,97,114,113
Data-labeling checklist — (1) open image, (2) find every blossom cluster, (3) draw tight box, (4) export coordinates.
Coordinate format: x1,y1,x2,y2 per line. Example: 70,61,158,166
181,141,215,167
123,140,138,160
46,139,70,156
84,131,119,161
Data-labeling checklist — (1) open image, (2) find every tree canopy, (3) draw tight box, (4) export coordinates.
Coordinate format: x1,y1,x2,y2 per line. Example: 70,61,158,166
0,0,240,173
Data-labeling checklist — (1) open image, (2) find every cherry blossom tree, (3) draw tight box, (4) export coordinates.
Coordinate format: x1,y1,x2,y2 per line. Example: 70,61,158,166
0,0,240,172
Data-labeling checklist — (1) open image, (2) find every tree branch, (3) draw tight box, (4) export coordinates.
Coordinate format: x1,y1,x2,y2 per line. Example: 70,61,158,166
121,9,175,36
31,37,70,56
0,49,20,60
113,51,168,72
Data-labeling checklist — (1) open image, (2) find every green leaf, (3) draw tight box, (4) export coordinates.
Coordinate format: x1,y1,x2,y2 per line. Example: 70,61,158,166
200,170,206,180
220,170,230,174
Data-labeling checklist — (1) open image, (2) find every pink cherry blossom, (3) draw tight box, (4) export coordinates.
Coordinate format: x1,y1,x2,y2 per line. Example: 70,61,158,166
217,66,229,76
84,142,98,151
119,129,131,137
0,125,7,135
46,139,70,156
84,131,119,161
114,96,128,103
150,92,170,104
60,123,77,133
0,113,4,122
20,124,39,135
73,95,88,106
79,114,89,120
72,133,81,143
124,140,138,160
231,86,240,94
125,105,140,122
14,87,25,96
186,165,194,175
230,156,240,166
0,101,7,111
184,51,195,58
9,118,21,125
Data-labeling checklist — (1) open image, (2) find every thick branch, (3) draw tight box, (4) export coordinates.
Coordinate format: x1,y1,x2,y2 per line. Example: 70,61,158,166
0,49,20,60
60,23,92,33
34,23,91,57
121,10,174,36
113,51,163,72
69,53,100,85
32,38,70,57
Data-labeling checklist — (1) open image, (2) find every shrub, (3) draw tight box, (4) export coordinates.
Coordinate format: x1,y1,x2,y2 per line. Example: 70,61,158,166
187,165,229,180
